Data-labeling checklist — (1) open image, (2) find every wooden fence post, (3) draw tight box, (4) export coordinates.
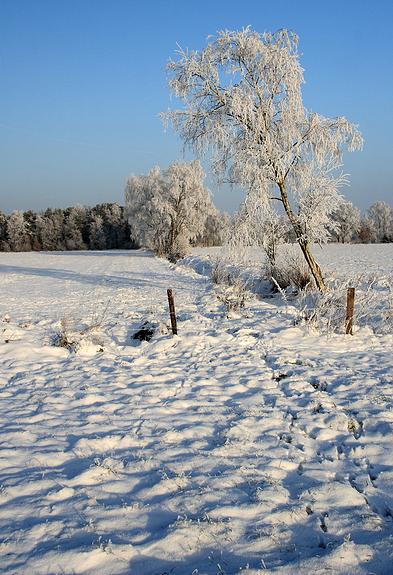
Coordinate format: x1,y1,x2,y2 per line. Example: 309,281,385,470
345,287,355,335
167,289,178,335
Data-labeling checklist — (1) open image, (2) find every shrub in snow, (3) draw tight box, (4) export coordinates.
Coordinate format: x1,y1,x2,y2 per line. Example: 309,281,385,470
215,279,250,316
52,316,104,353
209,260,251,316
211,259,234,286
164,27,363,290
269,247,313,292
297,275,393,335
52,317,77,350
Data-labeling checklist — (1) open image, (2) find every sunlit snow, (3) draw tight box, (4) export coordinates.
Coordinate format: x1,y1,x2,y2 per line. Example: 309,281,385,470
0,247,392,574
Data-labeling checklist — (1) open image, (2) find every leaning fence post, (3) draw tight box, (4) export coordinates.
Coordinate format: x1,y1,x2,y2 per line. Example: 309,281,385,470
167,289,178,335
345,287,355,335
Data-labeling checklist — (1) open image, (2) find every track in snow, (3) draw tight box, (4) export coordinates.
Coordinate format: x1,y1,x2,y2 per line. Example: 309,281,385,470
0,250,392,574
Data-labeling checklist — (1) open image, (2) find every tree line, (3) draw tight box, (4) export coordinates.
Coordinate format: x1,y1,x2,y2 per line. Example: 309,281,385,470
0,195,230,253
304,199,393,244
1,193,391,254
0,203,135,252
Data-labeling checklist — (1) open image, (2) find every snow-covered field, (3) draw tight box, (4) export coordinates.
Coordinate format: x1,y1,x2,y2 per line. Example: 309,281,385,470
0,246,392,574
192,243,393,281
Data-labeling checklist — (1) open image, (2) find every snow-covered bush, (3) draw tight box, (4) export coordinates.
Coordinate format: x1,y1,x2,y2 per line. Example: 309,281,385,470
215,276,250,316
125,161,214,261
52,317,77,350
208,256,251,315
52,315,105,354
297,275,393,335
164,27,363,290
269,249,313,292
211,258,234,285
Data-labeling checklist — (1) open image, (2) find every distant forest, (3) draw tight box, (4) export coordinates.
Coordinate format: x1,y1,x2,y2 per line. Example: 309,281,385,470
0,204,136,252
0,201,227,252
1,198,392,253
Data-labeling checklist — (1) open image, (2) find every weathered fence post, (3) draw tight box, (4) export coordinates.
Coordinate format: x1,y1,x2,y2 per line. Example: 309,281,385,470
167,289,178,335
345,287,355,335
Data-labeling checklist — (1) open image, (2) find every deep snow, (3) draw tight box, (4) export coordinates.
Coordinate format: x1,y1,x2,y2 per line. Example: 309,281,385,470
0,247,392,574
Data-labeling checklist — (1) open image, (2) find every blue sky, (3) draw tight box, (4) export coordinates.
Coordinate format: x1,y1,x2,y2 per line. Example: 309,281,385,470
1,0,392,213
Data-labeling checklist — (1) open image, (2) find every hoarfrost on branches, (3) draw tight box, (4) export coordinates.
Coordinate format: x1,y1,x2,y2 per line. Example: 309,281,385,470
89,214,107,250
231,190,287,266
330,200,361,243
364,201,393,243
196,208,230,247
125,160,214,260
125,166,167,254
164,27,363,289
6,210,30,252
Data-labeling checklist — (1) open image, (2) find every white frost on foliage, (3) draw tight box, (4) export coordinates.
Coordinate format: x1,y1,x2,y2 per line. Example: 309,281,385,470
230,189,287,264
330,199,361,243
364,201,393,243
125,160,214,258
164,27,363,252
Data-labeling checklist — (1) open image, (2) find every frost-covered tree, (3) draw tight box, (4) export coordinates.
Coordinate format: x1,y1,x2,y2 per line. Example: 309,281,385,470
0,203,134,252
164,160,213,257
125,166,168,254
6,210,31,251
34,214,47,249
164,28,363,290
23,210,42,250
232,191,288,265
95,203,127,248
88,203,134,249
40,208,66,250
125,160,213,259
64,205,88,250
0,211,9,251
196,209,230,247
358,218,375,243
89,214,107,250
364,201,393,243
330,200,360,243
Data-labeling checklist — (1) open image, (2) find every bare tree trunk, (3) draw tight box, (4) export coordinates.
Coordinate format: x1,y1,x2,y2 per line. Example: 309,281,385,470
278,182,326,291
297,238,326,292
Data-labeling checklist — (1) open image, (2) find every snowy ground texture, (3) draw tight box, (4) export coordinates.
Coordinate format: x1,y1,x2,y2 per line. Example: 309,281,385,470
0,245,392,575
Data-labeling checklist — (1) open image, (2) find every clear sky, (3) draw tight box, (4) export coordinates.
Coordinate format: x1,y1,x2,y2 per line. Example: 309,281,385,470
1,0,392,214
